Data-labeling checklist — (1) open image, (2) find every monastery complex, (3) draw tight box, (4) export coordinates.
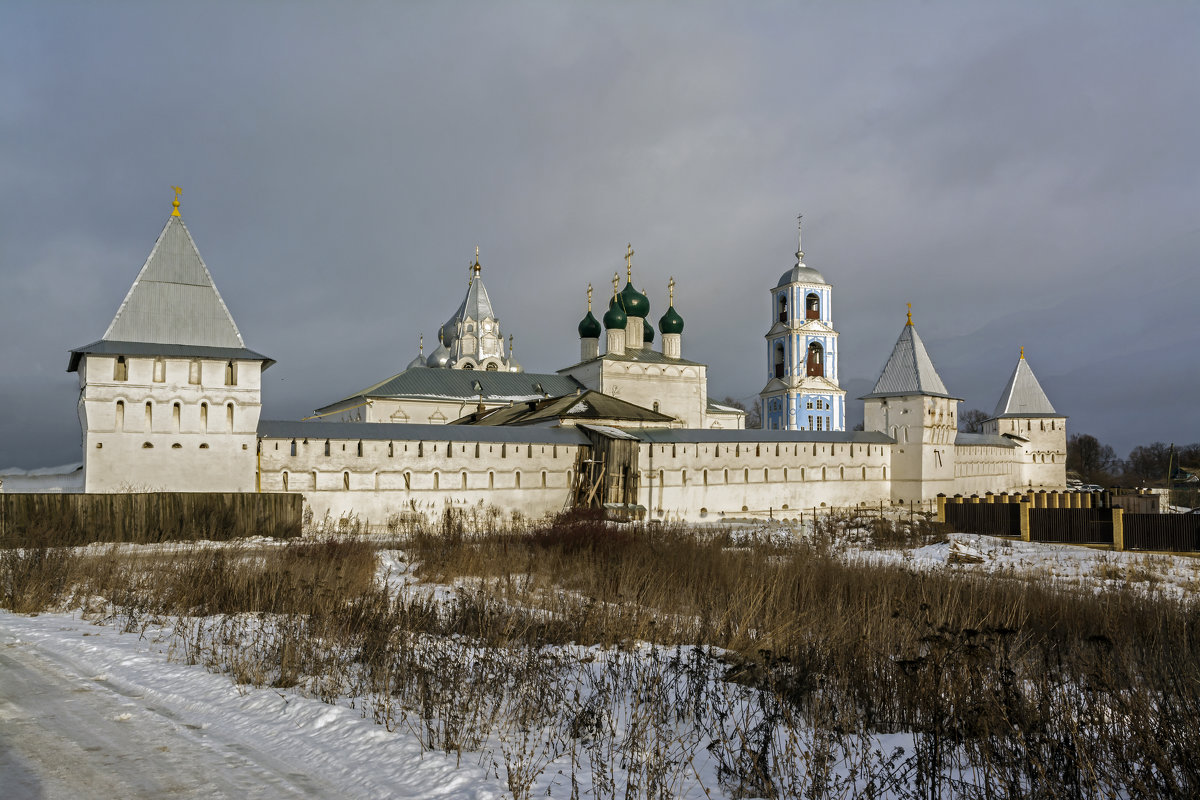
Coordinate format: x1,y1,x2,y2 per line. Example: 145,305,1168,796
58,194,1066,523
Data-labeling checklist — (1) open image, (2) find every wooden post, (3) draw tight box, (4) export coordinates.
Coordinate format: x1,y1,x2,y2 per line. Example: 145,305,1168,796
984,492,994,503
1019,500,1031,542
1081,491,1092,509
1112,507,1124,551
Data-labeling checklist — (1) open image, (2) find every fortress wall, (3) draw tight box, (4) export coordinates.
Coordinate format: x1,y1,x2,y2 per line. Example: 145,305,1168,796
950,444,1021,497
258,434,579,527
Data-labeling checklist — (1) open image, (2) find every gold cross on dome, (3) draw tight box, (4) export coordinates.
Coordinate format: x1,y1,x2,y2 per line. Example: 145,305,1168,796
624,243,634,282
587,283,593,311
612,271,619,296
668,276,675,305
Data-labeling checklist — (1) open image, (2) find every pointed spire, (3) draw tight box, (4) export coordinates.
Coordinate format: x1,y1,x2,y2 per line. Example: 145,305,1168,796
864,320,953,399
795,214,804,263
906,302,912,326
992,351,1056,418
474,245,481,275
171,186,182,217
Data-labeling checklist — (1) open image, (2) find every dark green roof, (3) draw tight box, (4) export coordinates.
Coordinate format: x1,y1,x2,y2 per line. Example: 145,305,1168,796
603,298,627,329
619,282,650,318
658,305,684,335
578,310,602,339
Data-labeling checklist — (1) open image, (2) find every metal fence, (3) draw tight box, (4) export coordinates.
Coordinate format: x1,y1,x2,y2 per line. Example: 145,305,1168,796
944,502,1021,536
0,492,303,547
1124,513,1200,552
1029,507,1114,545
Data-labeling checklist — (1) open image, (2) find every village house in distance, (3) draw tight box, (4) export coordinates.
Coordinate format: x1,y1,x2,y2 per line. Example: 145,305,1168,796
64,191,1066,523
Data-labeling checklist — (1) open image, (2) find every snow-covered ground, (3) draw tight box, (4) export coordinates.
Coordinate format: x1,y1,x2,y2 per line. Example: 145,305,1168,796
3,527,1197,798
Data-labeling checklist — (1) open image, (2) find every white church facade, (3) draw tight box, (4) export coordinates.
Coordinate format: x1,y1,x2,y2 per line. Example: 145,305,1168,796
57,194,1067,524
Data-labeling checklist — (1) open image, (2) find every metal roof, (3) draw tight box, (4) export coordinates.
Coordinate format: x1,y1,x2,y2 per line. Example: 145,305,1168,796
258,420,590,445
455,390,675,426
862,324,957,399
991,356,1058,418
317,369,585,412
557,348,704,372
776,264,827,287
631,429,895,445
67,339,274,373
954,432,1020,448
100,215,247,350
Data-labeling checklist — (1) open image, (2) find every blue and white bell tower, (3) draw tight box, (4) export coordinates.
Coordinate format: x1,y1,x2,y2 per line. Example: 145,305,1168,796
759,217,846,431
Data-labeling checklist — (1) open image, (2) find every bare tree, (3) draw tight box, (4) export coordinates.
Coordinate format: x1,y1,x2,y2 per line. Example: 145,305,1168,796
1067,433,1118,484
721,396,761,429
958,408,989,433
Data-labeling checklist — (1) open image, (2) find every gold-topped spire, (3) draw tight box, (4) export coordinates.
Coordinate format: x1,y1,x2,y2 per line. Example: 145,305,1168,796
795,213,804,262
1020,345,1025,359
624,243,634,283
906,302,912,326
418,333,424,356
171,186,182,217
473,245,481,275
612,271,620,296
587,283,593,312
668,276,675,306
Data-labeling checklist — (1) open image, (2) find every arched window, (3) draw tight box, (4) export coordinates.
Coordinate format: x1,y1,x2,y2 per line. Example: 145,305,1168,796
777,293,788,322
806,342,824,377
224,360,237,386
145,401,153,431
356,441,363,457
172,402,181,431
485,362,498,371
514,471,521,489
541,471,547,488
324,439,331,457
343,471,350,490
461,472,468,489
226,403,234,432
200,402,208,433
282,472,289,492
462,363,474,370
290,439,297,457
488,471,495,489
774,341,785,378
115,400,125,431
806,292,820,320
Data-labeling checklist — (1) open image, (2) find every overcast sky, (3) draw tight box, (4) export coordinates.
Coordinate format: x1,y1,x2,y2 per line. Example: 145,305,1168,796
2,1,1198,469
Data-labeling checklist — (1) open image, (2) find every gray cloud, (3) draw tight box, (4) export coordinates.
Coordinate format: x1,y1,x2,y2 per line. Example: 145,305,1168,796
2,1,1198,468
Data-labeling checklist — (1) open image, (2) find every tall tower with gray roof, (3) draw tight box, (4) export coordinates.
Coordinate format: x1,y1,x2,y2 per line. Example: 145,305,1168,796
759,218,846,431
68,189,272,492
985,348,1067,488
862,306,961,502
431,249,518,372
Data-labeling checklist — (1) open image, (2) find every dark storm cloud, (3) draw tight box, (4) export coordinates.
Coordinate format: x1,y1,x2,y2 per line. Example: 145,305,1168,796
2,1,1197,469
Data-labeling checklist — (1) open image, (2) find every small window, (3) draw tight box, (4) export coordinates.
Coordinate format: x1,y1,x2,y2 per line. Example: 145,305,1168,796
282,472,289,491
515,472,521,488
115,400,125,431
486,362,498,371
343,471,350,490
153,357,166,383
114,356,128,381
172,402,180,431
461,472,468,489
171,443,182,449
224,360,237,386
653,401,660,412
806,292,820,320
541,471,547,488
200,402,208,432
357,441,363,457
142,441,153,449
324,440,331,456
199,443,209,449
145,401,153,431
189,359,201,384
226,403,234,432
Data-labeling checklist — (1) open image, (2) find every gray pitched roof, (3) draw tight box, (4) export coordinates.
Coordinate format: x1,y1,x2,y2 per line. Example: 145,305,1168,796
991,356,1058,418
317,368,585,412
862,324,956,399
454,390,675,426
67,340,274,373
557,348,704,372
258,420,589,445
633,429,895,445
101,215,246,349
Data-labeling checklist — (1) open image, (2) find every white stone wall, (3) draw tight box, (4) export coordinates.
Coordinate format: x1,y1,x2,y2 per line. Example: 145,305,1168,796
985,417,1068,490
258,434,580,527
79,354,261,492
952,444,1020,497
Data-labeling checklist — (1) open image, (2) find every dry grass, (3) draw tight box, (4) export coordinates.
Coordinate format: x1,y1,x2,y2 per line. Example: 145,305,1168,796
4,510,1200,798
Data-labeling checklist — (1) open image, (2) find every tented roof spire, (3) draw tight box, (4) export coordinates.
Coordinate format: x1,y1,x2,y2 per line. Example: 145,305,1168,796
991,350,1058,418
862,312,955,399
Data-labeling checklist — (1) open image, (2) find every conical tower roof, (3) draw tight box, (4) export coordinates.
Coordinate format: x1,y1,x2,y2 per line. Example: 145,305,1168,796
863,317,955,399
69,199,271,372
991,351,1057,418
103,214,246,348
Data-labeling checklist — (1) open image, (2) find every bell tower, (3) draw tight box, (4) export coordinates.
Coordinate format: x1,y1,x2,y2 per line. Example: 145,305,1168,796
758,217,846,431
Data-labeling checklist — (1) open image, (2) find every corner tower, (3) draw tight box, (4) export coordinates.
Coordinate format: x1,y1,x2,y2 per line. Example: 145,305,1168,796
985,348,1067,489
68,189,273,492
759,217,845,430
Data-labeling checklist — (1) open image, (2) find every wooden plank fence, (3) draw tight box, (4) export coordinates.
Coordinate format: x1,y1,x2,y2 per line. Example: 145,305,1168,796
0,493,303,547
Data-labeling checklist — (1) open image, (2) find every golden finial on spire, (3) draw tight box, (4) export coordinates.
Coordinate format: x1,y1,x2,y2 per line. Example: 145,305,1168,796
587,283,593,311
171,186,182,217
624,243,634,283
612,271,620,296
473,245,481,275
795,213,804,262
668,276,675,306
418,333,424,356
906,303,913,326
1020,345,1025,360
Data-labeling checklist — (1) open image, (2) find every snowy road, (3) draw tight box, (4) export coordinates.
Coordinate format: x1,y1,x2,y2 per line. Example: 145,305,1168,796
0,613,501,800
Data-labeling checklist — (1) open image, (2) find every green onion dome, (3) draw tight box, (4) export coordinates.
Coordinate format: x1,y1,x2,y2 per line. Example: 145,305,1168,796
603,296,627,329
619,282,650,318
578,310,602,339
659,305,684,335
643,323,654,344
